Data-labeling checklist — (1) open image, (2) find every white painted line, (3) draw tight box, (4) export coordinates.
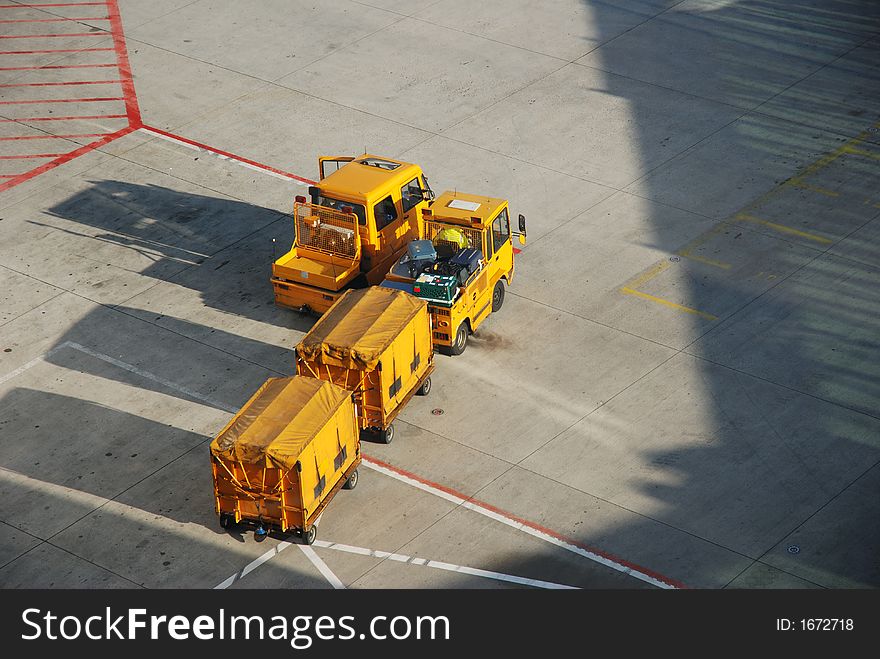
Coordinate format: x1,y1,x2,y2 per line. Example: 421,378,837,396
314,541,372,556
300,545,345,590
361,460,676,589
62,341,238,414
424,560,577,590
0,344,62,385
213,575,236,590
215,541,293,589
313,540,578,589
361,459,465,506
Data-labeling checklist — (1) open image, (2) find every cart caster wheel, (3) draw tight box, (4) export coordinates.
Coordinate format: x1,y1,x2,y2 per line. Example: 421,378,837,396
302,526,317,545
219,513,235,530
416,377,432,396
378,423,394,444
298,304,312,315
342,469,359,490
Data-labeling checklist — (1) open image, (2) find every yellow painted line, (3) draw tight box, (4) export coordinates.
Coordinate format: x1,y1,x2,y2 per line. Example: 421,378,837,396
626,260,671,289
676,221,733,270
844,145,880,161
620,287,718,321
786,178,839,197
681,253,732,269
736,213,833,244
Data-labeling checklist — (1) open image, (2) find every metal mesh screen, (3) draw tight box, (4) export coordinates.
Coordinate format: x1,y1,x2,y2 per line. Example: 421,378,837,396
424,220,483,255
294,202,359,259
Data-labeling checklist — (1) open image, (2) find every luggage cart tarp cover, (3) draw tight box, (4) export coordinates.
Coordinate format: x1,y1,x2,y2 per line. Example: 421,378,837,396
211,376,352,469
297,286,427,370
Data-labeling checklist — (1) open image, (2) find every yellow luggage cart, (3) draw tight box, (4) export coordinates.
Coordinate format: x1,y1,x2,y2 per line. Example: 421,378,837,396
296,287,434,444
210,376,360,544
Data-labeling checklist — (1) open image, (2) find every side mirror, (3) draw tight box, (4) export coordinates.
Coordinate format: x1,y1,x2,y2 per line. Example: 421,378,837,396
518,213,527,234
518,234,526,246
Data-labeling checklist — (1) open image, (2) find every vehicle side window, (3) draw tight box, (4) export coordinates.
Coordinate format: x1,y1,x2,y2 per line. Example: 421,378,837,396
374,195,398,232
401,178,422,213
492,209,510,254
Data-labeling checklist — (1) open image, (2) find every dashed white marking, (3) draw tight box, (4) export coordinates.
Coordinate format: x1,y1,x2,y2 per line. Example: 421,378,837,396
215,541,293,589
300,545,345,589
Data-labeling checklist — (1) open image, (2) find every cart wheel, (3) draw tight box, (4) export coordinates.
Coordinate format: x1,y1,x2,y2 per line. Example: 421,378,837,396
449,324,468,356
492,280,505,312
219,513,235,530
379,423,394,444
342,469,359,490
298,304,312,315
302,525,317,545
416,376,432,396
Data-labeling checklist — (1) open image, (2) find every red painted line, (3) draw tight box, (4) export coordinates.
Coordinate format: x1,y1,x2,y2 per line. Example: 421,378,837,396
362,455,689,589
0,17,109,24
0,133,107,140
105,0,139,126
0,113,126,122
0,153,66,159
0,124,133,193
0,96,124,104
0,3,107,8
0,33,106,39
141,125,316,184
0,62,116,71
513,247,522,254
0,47,114,54
0,79,122,87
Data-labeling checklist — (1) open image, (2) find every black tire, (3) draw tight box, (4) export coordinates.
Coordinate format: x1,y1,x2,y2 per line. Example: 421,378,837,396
378,423,394,444
302,525,317,545
219,513,235,530
416,376,432,396
492,280,505,312
449,324,468,356
342,469,359,490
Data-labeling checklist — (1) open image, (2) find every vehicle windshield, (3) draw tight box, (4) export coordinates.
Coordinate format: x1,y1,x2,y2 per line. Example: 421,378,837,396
311,194,367,226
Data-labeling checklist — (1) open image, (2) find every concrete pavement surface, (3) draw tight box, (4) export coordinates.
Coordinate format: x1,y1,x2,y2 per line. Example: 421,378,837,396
0,0,878,589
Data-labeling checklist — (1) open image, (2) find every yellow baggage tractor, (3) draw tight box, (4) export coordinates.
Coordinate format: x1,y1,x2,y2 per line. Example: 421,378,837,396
210,376,360,544
295,286,434,444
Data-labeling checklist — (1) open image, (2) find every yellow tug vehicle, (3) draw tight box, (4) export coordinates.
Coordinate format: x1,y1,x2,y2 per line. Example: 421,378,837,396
382,191,526,355
272,155,434,314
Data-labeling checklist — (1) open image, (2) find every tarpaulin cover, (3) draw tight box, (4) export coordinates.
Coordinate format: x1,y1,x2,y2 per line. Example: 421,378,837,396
210,376,351,469
297,287,426,370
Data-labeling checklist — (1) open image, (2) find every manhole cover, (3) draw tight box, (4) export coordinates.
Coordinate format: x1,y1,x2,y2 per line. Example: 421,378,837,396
431,408,444,416
787,545,800,554
669,256,681,262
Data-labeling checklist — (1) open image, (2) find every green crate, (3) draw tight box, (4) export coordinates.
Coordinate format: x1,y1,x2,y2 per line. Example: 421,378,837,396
413,273,458,304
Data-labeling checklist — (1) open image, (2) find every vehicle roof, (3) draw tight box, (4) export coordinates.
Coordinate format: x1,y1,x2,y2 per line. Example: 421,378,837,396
319,154,423,204
429,190,507,225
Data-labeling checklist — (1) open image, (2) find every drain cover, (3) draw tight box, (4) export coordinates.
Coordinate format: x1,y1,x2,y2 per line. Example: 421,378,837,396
787,545,800,554
669,256,680,262
431,408,444,416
